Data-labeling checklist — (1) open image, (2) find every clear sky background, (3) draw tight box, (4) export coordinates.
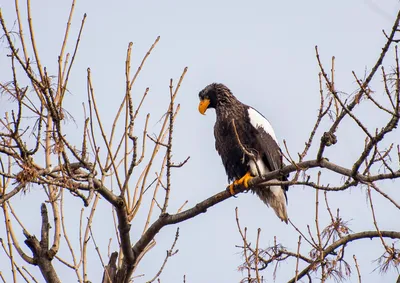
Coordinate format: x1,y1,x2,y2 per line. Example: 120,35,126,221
1,0,400,282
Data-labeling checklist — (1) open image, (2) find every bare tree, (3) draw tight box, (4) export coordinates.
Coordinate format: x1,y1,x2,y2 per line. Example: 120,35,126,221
0,1,399,283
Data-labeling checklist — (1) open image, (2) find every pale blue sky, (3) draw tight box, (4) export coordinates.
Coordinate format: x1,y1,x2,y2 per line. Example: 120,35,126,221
1,1,400,282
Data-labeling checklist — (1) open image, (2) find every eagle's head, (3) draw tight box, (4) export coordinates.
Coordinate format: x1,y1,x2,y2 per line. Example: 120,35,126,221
198,83,236,115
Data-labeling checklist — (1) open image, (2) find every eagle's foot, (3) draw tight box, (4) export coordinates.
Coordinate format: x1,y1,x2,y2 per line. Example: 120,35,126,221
228,183,236,195
236,172,253,188
227,179,241,195
227,172,253,195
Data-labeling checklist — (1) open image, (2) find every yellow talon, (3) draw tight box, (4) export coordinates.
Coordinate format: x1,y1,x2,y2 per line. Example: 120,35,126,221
228,183,236,195
227,172,253,195
235,172,253,188
228,179,239,195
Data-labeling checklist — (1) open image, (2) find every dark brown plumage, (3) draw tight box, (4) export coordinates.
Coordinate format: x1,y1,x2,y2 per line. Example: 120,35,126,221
198,83,288,223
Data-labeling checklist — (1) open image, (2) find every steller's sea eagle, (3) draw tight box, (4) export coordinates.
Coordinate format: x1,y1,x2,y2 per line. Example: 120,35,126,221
198,83,289,223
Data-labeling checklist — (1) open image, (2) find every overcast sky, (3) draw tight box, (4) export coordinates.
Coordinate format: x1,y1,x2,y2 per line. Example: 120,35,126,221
1,1,400,282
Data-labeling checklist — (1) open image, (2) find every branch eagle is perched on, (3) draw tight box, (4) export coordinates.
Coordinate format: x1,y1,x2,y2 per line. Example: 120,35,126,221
198,83,289,223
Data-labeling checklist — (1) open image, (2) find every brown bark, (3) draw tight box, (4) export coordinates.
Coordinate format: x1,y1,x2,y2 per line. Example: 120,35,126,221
24,204,61,283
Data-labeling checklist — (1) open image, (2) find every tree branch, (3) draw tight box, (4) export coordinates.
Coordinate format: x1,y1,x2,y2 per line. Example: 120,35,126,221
287,231,400,283
24,204,61,283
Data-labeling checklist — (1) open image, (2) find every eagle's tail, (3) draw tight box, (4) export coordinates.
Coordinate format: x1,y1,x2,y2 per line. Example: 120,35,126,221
253,182,288,224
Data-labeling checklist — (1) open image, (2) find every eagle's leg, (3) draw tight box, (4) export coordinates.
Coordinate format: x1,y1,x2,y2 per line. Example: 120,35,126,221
228,172,253,195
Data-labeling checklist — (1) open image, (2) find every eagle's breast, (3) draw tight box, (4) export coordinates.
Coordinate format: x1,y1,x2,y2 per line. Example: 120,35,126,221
214,105,249,181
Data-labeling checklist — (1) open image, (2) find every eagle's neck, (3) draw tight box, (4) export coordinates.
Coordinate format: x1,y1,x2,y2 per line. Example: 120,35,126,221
216,100,245,122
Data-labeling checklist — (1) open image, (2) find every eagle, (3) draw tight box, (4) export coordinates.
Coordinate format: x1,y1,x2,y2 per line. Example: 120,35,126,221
198,83,289,223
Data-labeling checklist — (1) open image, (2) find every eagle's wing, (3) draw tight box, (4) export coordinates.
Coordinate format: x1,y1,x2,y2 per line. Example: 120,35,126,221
247,107,283,174
247,106,289,222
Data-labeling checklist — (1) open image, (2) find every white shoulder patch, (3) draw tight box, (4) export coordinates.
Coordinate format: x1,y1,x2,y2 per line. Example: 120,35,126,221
247,107,278,143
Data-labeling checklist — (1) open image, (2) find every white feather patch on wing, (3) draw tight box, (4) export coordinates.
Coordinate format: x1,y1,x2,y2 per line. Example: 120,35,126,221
247,107,278,143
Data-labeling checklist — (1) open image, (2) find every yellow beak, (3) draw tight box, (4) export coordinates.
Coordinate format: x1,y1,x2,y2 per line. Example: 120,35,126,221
198,98,210,115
